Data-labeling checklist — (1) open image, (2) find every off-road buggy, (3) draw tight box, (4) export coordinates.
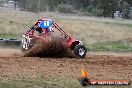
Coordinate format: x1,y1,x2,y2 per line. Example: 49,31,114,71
21,19,87,58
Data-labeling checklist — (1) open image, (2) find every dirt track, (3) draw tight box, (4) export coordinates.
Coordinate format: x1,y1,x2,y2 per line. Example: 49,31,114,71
0,48,132,81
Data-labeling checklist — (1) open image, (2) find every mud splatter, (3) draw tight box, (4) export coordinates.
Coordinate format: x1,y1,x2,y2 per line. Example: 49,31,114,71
24,39,76,58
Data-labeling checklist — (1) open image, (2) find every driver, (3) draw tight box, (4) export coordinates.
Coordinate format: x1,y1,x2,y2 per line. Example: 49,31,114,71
28,19,54,35
37,19,54,35
36,26,54,35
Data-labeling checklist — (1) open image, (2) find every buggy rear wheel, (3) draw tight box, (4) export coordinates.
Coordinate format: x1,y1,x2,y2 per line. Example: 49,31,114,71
74,44,87,59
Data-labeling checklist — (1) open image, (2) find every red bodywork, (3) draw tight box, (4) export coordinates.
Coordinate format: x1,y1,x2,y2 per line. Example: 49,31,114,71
24,19,79,49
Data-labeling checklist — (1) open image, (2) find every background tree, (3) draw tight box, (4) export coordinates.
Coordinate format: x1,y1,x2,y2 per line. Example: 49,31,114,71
11,0,131,18
119,0,130,18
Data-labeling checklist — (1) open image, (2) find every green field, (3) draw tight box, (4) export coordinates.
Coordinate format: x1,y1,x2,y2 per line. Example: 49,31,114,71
0,74,130,88
0,7,132,51
0,75,82,88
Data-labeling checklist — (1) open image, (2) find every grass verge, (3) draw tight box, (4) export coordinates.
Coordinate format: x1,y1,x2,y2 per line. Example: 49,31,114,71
0,7,132,52
0,75,131,88
88,41,132,52
0,34,20,39
104,22,132,29
0,75,82,88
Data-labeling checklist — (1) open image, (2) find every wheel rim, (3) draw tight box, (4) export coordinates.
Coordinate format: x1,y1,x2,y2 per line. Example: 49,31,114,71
22,37,28,49
79,48,85,56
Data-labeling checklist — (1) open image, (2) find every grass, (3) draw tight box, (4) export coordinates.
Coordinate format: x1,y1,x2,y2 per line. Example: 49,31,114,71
88,41,132,52
0,7,132,52
104,22,132,29
0,75,131,88
0,34,19,39
0,74,83,88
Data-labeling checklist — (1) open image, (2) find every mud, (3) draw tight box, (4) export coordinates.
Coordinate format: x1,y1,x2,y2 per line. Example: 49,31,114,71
24,39,76,58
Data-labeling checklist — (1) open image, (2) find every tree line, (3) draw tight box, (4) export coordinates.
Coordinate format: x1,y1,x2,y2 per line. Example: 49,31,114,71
6,0,132,18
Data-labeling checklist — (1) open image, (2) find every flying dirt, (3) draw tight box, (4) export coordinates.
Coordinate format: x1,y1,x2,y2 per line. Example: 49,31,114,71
24,39,76,58
21,18,87,58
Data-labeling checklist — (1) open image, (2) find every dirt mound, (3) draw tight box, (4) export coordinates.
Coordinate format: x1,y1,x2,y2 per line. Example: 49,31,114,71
24,39,76,58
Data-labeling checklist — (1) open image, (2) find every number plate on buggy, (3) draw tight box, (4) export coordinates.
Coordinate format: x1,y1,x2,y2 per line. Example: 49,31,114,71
39,20,52,29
